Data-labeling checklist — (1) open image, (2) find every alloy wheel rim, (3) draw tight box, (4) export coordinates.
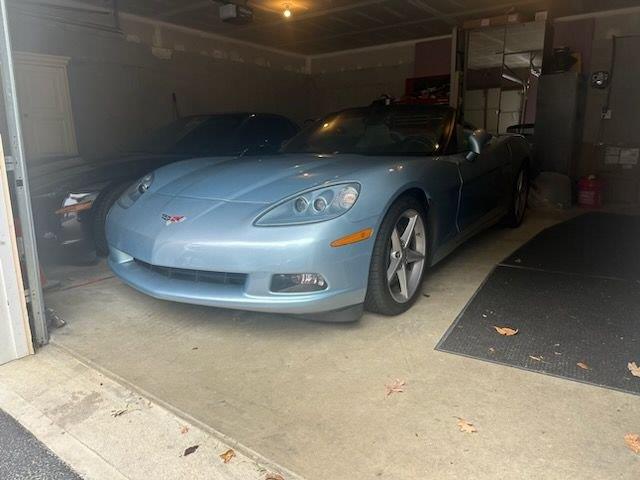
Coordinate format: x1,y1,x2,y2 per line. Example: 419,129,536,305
386,209,426,304
514,170,528,220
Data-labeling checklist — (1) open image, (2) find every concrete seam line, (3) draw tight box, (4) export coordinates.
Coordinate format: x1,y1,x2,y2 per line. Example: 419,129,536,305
49,340,307,480
0,385,129,480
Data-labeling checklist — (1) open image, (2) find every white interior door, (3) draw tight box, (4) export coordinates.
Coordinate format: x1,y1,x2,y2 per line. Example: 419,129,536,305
0,145,33,364
13,52,77,158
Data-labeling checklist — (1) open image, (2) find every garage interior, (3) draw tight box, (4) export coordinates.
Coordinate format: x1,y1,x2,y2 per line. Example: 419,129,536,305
1,1,640,479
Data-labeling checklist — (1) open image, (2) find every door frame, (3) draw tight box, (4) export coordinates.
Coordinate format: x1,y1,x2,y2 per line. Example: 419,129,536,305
0,140,33,364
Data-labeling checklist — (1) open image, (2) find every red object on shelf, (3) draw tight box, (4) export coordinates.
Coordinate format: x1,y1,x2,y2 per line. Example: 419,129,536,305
403,75,450,105
578,175,603,208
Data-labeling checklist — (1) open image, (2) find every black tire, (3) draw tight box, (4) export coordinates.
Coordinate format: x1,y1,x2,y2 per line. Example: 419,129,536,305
365,195,429,316
504,163,529,228
92,181,132,256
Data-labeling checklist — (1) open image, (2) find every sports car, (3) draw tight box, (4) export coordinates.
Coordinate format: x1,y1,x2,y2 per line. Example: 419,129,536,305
21,112,298,264
106,104,530,322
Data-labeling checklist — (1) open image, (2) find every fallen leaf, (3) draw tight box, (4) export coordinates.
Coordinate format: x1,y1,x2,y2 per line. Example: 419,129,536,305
514,258,522,264
529,355,547,363
179,425,189,434
577,362,590,370
422,293,430,298
628,362,640,378
488,347,496,354
182,445,199,457
192,346,199,350
624,433,640,454
385,379,406,397
219,449,236,464
265,474,285,480
493,326,519,336
456,418,477,434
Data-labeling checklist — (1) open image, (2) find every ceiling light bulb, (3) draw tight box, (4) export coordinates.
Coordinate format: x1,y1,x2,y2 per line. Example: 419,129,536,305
283,5,292,18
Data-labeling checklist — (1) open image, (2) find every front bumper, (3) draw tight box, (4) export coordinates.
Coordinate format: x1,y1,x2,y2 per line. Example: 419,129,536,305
107,196,376,316
108,251,367,315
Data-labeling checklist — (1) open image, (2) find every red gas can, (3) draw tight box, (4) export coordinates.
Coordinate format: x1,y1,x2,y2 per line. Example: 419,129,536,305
578,175,603,208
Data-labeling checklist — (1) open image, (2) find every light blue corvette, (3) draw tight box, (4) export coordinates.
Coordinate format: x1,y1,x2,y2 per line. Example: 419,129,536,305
106,104,530,321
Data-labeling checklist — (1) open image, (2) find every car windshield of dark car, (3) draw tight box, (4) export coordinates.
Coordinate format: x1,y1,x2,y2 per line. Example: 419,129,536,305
282,107,448,156
132,115,245,155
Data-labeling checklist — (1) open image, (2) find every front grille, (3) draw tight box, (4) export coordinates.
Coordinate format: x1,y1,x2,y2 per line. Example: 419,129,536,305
134,259,247,286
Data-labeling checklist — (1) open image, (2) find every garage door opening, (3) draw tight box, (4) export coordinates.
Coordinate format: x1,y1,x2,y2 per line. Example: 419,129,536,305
2,1,640,479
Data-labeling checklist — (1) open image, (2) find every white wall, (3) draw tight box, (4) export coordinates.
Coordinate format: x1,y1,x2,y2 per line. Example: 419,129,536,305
310,63,414,119
308,42,416,118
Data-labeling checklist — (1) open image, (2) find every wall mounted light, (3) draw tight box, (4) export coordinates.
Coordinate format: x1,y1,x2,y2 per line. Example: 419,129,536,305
283,4,292,18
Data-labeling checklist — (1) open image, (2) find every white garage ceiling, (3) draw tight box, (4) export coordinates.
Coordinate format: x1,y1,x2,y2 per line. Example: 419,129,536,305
55,0,640,54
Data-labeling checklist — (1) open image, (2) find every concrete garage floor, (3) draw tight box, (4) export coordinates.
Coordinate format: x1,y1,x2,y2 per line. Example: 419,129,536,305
44,208,640,479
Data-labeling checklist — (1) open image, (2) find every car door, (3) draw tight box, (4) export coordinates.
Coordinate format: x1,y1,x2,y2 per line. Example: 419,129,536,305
455,125,510,232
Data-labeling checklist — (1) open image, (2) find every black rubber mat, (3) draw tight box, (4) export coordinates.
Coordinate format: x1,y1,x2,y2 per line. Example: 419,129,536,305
503,212,640,281
437,213,640,395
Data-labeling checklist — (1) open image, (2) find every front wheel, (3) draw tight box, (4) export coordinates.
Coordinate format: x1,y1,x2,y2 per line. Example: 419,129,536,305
504,165,529,228
92,181,133,256
365,196,429,316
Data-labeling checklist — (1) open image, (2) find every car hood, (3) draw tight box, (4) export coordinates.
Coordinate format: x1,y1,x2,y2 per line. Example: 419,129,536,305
153,153,389,204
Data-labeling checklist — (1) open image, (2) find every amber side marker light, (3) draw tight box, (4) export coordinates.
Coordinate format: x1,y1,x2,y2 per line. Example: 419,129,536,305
55,201,93,215
330,228,374,248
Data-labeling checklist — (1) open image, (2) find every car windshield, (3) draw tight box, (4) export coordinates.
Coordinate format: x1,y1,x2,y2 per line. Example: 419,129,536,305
282,105,450,156
132,115,246,155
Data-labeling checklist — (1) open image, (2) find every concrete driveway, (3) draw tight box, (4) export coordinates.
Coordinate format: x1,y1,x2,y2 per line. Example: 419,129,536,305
44,209,640,479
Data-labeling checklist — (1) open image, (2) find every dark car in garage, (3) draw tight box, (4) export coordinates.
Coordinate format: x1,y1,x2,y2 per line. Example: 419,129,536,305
22,112,299,263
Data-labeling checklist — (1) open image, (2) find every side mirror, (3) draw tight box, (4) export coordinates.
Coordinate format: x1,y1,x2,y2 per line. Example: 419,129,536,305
466,129,492,161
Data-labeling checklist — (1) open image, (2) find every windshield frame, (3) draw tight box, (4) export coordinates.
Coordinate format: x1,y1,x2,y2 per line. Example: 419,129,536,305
282,104,455,157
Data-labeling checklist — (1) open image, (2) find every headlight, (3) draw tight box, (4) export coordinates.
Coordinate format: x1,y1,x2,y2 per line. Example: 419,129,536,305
117,173,154,209
255,183,360,226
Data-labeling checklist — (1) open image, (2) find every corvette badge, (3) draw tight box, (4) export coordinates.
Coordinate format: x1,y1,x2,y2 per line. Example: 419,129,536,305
161,214,186,226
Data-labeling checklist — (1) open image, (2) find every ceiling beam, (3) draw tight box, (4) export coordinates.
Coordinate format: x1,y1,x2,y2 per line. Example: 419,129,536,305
309,33,452,60
155,0,212,19
154,0,282,20
354,10,386,24
408,0,456,26
15,0,112,14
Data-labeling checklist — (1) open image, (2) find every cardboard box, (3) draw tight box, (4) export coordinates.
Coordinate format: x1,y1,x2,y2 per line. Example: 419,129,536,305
597,145,640,173
462,13,529,30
